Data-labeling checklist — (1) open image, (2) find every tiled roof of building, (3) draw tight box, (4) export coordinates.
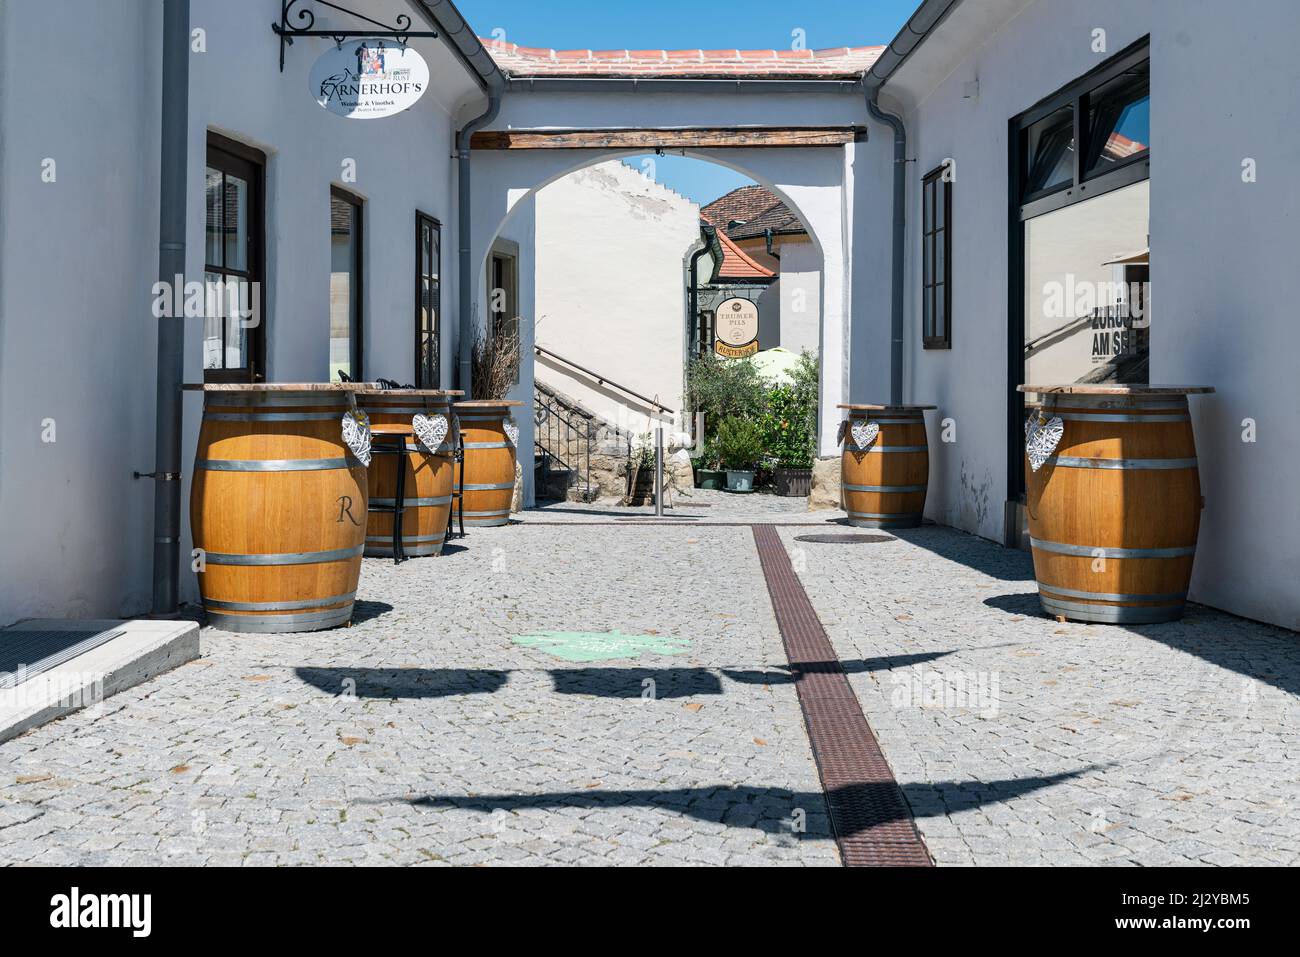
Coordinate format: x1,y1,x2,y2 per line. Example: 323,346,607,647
713,227,776,281
701,185,806,240
485,42,884,80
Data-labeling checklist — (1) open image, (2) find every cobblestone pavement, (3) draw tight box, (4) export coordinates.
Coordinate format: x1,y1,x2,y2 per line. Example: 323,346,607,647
0,525,838,866
782,526,1300,866
1,513,1296,866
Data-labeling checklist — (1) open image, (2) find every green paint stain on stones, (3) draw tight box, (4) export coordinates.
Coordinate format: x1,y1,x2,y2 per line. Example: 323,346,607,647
511,630,692,663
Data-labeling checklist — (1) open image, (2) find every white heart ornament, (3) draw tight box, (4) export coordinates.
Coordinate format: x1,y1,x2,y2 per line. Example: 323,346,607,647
504,421,520,447
341,410,372,467
850,420,880,451
1024,414,1064,472
412,413,449,453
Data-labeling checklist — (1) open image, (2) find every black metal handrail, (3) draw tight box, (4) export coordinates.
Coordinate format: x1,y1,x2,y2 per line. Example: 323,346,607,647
534,345,675,415
534,384,596,502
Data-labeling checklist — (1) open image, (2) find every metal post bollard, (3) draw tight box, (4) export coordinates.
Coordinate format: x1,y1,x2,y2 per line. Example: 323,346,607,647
655,427,664,517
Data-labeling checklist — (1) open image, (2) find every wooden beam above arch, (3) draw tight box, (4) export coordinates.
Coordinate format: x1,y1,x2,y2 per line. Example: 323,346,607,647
470,127,866,150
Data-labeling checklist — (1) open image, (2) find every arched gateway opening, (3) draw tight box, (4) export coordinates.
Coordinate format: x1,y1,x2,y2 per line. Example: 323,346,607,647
471,149,828,507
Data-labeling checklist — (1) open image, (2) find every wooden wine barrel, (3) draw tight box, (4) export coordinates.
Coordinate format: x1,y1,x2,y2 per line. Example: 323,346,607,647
1019,385,1215,624
453,400,525,527
838,404,935,529
358,390,462,557
187,384,370,633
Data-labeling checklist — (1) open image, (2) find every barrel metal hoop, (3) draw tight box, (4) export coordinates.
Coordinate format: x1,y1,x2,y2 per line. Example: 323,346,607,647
460,482,515,491
843,483,928,494
205,606,354,632
1037,583,1189,603
197,457,356,472
1042,395,1188,411
1048,456,1199,470
1029,537,1197,559
859,444,929,454
1038,594,1186,624
202,591,357,612
462,441,512,449
846,511,922,520
202,544,365,566
462,509,511,517
368,496,452,508
359,405,450,415
1055,413,1191,423
206,393,351,408
202,412,341,422
365,531,446,544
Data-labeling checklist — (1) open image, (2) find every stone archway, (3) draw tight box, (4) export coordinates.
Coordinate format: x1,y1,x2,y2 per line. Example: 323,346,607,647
466,143,852,508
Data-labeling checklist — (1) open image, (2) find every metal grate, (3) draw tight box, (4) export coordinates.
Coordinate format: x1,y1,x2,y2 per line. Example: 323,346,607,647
0,628,124,690
752,525,932,867
795,533,895,545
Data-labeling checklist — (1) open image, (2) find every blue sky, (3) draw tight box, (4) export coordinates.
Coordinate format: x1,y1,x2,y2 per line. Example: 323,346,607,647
456,0,920,205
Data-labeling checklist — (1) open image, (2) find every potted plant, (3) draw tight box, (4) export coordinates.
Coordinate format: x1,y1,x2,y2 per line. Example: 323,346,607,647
685,353,766,491
715,416,765,492
762,352,818,496
625,433,656,505
693,434,725,490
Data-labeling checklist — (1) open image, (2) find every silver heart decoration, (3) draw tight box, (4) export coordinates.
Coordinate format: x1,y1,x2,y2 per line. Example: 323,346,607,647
1025,414,1064,472
850,420,880,451
341,410,372,467
412,413,449,453
504,420,520,447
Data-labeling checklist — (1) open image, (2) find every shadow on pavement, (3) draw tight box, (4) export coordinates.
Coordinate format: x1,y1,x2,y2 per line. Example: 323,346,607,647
391,767,1098,836
294,666,507,699
549,652,958,698
349,601,395,625
887,527,1036,582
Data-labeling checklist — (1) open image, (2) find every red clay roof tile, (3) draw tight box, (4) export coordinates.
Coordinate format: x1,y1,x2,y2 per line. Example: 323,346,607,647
484,41,883,79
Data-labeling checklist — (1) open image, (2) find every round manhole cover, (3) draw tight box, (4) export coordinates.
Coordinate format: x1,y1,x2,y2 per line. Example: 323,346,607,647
794,533,895,544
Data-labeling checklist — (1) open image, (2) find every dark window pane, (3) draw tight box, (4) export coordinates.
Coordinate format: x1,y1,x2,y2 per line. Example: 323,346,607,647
205,169,223,267
223,174,249,271
935,182,945,230
1024,105,1074,196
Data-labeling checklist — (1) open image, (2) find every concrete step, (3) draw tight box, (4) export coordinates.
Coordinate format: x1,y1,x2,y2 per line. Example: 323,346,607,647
0,618,199,744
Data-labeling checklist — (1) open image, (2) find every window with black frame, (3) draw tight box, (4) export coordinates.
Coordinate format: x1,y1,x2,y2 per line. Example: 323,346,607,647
415,211,441,389
329,187,363,382
1009,37,1151,496
922,165,952,349
204,134,266,382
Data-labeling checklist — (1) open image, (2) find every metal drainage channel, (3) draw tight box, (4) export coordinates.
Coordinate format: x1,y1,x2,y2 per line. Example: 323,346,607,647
751,525,932,867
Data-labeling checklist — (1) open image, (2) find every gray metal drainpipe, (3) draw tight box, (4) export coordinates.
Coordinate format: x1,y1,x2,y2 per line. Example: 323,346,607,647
149,0,190,616
866,95,907,408
455,94,500,395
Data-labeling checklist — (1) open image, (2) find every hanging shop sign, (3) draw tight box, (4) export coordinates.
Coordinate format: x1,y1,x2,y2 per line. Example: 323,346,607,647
714,297,760,358
309,40,428,119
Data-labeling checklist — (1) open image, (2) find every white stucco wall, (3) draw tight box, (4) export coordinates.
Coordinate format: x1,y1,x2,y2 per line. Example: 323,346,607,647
0,0,482,625
881,0,1299,630
777,239,823,356
531,160,699,436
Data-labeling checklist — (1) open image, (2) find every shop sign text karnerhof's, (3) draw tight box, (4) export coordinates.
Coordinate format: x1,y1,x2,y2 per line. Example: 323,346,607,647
310,40,428,119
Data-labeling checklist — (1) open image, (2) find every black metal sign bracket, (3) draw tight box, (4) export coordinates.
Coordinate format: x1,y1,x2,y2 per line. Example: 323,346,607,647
272,0,439,72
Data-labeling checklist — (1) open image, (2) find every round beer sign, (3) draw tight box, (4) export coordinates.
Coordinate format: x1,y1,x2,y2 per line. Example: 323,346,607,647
309,40,429,119
715,297,759,356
